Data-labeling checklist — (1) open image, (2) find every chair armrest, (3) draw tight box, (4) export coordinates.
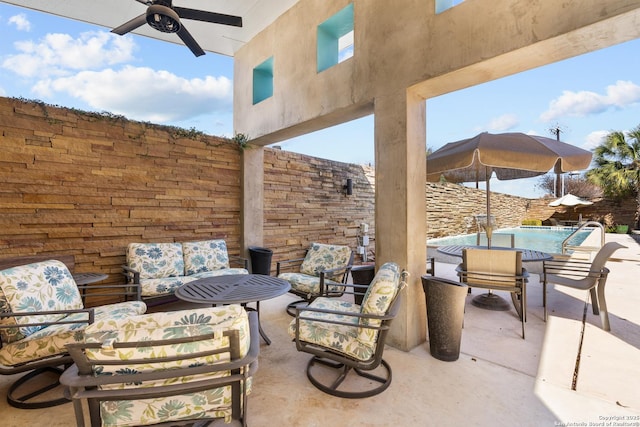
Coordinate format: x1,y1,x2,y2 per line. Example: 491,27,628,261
543,258,604,279
0,307,96,329
295,305,394,331
76,283,142,302
122,265,140,284
276,257,305,275
229,255,249,270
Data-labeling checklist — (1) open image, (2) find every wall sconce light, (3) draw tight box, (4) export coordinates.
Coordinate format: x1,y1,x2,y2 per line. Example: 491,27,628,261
344,178,353,196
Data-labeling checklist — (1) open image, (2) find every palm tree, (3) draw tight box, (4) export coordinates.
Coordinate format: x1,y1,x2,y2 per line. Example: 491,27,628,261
586,125,640,228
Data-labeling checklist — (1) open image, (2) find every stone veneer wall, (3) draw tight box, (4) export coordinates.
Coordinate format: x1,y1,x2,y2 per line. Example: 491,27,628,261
0,97,378,295
0,98,244,295
1,97,636,304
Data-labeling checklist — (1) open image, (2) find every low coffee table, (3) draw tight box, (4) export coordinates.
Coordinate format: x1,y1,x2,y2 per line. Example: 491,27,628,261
175,274,290,345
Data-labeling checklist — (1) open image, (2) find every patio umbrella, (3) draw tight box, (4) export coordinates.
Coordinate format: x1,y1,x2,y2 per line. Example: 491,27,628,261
427,132,593,246
548,193,593,207
427,132,592,311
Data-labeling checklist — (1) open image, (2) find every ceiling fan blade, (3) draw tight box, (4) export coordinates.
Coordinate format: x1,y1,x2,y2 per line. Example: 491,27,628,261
174,7,243,27
111,14,147,35
176,26,205,57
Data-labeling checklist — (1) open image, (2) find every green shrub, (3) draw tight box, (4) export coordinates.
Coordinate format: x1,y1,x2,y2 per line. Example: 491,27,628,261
521,219,542,226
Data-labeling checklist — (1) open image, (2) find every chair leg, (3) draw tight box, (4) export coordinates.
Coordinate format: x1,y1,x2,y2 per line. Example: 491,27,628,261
589,287,600,315
543,281,547,322
306,356,392,399
7,366,70,409
595,278,611,332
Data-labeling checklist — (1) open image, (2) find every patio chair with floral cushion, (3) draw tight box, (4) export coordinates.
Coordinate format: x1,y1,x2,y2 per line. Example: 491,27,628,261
288,262,407,398
61,305,259,427
0,259,146,409
277,242,354,316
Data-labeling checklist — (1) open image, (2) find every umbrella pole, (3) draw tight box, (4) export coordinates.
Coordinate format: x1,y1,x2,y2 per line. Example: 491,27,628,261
471,166,510,312
485,167,492,248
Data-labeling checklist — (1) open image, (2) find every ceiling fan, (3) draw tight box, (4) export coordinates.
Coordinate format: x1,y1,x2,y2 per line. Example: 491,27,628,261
111,0,243,57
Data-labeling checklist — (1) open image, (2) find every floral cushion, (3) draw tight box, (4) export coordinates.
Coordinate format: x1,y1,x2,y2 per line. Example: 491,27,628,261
138,276,197,298
0,301,146,367
127,243,184,279
190,268,249,279
299,243,351,279
288,298,375,361
0,260,83,344
183,239,232,275
359,262,401,347
277,272,344,295
83,305,251,427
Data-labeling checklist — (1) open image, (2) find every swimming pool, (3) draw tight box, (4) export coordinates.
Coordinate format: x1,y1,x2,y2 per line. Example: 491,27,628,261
427,226,592,254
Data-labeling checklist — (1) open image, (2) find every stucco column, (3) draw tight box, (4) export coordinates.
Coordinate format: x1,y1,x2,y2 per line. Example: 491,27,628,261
241,147,265,255
374,89,427,351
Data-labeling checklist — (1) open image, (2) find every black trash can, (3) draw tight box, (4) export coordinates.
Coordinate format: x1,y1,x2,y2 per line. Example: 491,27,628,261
248,246,273,275
351,264,376,305
421,276,468,362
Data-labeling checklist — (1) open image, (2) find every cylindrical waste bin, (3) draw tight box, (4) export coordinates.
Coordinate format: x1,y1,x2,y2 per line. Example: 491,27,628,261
248,246,273,276
351,264,376,305
421,276,468,362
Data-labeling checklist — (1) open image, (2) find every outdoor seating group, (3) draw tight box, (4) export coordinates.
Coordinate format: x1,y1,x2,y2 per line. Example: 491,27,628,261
0,249,261,425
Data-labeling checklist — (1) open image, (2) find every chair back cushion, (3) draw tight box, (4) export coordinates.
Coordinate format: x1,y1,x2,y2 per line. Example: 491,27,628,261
183,239,231,275
299,243,351,277
0,260,83,343
83,305,251,426
358,262,401,346
127,242,184,279
462,249,521,287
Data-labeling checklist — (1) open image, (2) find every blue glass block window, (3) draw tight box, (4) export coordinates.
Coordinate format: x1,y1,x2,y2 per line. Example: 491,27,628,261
317,4,354,72
435,0,465,14
253,56,273,105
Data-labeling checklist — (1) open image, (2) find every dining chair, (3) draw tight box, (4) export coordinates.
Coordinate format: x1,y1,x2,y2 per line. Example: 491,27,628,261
457,248,528,338
542,241,626,330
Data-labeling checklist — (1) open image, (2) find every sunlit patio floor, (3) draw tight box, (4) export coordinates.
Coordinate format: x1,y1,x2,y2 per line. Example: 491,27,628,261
2,233,639,426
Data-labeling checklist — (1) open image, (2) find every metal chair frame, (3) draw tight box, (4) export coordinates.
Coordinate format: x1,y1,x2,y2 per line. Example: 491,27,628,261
292,279,405,398
456,249,528,339
61,311,259,427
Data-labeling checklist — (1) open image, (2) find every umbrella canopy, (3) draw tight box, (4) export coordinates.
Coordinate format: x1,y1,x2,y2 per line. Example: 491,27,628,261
427,132,593,183
548,193,593,207
427,132,593,246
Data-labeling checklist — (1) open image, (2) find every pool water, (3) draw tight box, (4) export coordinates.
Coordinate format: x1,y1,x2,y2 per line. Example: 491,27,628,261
427,226,591,254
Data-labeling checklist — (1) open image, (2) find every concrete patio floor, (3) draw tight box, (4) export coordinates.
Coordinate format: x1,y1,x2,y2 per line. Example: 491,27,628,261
1,233,639,426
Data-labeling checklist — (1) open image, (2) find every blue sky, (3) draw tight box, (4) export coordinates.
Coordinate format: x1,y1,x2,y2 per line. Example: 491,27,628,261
1,3,640,198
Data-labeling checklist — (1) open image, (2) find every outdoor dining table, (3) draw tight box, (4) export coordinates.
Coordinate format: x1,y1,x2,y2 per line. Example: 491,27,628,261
175,274,290,345
436,245,553,311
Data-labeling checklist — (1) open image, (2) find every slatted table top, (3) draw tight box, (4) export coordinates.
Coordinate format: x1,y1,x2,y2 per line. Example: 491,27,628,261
436,245,553,262
175,274,291,305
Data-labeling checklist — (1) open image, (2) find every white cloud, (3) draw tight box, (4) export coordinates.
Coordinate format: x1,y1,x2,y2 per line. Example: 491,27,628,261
540,80,640,122
2,31,135,78
34,66,233,123
0,86,6,96
584,130,609,150
487,113,519,132
8,13,31,31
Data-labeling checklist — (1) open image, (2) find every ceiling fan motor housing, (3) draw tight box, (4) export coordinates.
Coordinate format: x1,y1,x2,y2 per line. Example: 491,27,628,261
146,4,181,33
